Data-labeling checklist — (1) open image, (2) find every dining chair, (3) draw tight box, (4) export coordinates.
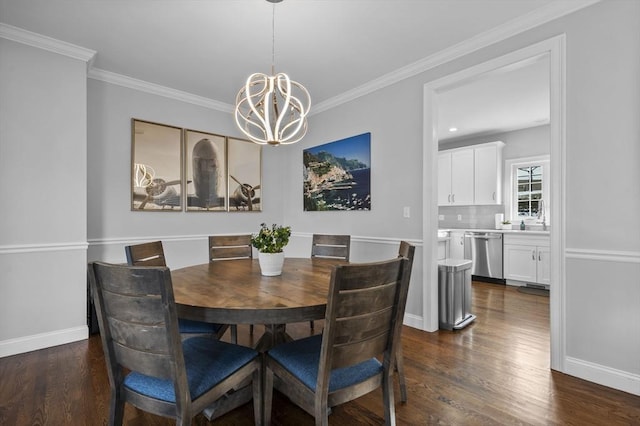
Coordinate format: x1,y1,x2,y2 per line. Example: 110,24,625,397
125,241,231,342
263,256,411,426
395,241,416,403
209,234,253,261
87,261,262,426
209,234,254,337
309,234,351,331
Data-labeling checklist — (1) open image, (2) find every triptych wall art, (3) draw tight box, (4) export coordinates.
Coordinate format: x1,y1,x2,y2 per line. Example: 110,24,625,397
131,119,262,212
303,132,371,211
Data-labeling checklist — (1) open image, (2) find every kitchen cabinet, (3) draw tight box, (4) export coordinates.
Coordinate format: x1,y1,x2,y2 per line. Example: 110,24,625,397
437,239,448,260
438,149,474,205
449,231,466,259
438,142,503,206
474,142,504,205
503,234,550,286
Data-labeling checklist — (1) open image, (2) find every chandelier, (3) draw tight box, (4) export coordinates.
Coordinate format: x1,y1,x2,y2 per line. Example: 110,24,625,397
234,0,311,146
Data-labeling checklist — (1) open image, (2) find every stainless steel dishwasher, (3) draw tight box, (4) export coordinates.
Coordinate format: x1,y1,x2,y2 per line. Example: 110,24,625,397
463,231,504,282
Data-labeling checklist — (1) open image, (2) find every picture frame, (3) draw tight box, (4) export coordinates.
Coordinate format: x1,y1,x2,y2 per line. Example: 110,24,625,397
131,119,183,211
227,137,262,211
183,129,227,211
303,132,371,211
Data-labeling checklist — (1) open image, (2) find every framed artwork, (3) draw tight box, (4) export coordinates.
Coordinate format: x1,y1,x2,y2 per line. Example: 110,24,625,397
184,129,227,211
303,132,371,211
227,137,262,211
131,119,183,211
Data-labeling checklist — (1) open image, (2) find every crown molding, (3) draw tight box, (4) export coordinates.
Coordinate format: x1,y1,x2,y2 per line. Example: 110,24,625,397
88,68,234,113
0,22,96,64
2,0,600,114
311,0,600,114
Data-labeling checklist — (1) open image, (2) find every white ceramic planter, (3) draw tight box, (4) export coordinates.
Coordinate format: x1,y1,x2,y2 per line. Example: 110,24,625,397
258,252,285,276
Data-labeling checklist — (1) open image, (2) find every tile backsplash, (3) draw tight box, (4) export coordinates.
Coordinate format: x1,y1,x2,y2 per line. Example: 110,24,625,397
439,205,505,229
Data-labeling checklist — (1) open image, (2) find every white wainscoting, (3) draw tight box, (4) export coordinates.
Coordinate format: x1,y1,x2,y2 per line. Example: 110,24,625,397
565,248,640,396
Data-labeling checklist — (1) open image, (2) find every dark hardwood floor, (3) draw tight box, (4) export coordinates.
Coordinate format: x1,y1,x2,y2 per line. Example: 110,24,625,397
1,281,639,425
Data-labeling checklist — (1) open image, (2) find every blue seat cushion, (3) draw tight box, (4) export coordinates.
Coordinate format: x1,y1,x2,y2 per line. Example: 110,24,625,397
268,334,382,393
124,337,258,403
178,318,224,335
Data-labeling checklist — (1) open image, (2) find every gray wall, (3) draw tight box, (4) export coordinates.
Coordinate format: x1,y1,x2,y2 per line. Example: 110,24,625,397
1,0,638,395
280,1,640,394
0,38,89,353
86,79,286,269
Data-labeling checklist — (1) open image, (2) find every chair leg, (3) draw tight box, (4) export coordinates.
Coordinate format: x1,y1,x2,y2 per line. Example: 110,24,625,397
109,391,125,426
382,373,397,426
231,325,238,344
253,368,263,426
396,345,408,403
264,366,273,426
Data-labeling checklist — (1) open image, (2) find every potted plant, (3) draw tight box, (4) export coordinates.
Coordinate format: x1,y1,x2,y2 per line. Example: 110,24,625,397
251,223,292,276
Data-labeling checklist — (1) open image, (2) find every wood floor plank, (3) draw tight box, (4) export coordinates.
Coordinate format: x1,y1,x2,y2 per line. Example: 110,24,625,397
0,281,639,425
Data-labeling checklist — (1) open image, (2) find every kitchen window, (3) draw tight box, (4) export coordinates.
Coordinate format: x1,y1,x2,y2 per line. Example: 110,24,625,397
505,156,550,224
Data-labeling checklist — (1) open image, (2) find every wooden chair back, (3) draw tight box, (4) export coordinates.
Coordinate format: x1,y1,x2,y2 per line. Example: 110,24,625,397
209,235,253,261
124,241,166,266
321,257,409,370
88,262,188,418
395,240,415,403
311,234,351,261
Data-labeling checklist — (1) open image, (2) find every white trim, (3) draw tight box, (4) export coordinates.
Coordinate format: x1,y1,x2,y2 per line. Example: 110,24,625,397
566,248,640,264
88,68,233,113
88,233,423,248
3,1,598,115
312,1,599,114
565,357,640,397
403,313,424,331
0,326,88,359
0,23,96,64
423,36,566,372
0,242,89,255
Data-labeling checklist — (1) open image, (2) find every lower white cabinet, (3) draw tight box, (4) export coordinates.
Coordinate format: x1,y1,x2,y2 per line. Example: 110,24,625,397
449,231,466,260
437,240,448,260
504,234,550,286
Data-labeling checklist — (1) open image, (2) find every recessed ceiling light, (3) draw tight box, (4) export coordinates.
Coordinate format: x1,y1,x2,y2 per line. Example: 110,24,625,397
449,127,458,132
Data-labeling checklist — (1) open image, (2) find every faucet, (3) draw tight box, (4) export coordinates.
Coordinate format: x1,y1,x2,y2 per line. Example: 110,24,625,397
537,199,547,230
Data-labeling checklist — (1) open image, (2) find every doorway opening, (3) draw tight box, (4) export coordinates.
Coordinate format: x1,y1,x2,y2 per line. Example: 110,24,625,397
422,36,566,371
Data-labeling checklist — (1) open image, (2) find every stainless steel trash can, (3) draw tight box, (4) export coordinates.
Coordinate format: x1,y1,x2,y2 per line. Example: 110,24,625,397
438,259,475,330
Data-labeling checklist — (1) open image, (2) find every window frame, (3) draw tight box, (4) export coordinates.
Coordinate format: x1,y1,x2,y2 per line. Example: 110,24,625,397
504,155,550,224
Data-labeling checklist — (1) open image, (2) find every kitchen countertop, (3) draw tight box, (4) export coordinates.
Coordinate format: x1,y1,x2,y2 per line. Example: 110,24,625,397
439,228,550,236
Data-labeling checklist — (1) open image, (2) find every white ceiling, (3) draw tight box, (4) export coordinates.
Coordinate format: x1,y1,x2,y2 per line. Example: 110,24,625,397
1,0,583,138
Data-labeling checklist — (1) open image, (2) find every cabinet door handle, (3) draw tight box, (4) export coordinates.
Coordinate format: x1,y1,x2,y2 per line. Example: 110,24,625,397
448,194,451,203
538,252,542,261
493,191,496,201
452,194,455,203
532,250,536,260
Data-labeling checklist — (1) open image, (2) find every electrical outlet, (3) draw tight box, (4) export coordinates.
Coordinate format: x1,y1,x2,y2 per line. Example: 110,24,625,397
457,214,462,221
403,206,410,218
438,215,444,221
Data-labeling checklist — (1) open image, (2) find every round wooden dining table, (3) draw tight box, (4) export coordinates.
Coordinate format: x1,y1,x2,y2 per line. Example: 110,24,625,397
171,257,344,350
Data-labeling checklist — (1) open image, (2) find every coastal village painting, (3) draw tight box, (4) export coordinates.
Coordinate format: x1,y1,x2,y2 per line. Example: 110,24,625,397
303,133,371,211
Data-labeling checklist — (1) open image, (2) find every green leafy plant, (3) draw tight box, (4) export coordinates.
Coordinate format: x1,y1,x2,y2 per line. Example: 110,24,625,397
251,223,292,253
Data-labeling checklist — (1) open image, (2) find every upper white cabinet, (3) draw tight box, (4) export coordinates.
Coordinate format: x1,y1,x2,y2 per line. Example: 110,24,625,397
474,143,504,205
438,142,504,206
438,149,474,205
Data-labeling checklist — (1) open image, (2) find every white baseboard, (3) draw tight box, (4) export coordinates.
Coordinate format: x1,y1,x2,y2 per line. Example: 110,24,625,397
0,326,88,358
565,356,640,396
403,313,425,331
